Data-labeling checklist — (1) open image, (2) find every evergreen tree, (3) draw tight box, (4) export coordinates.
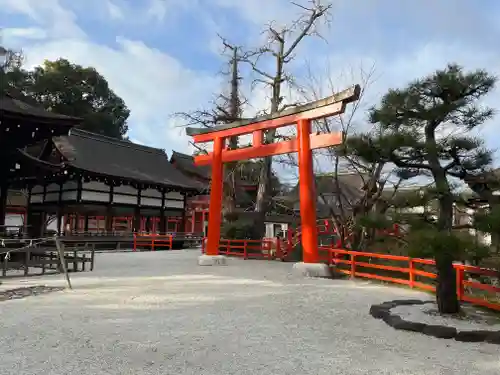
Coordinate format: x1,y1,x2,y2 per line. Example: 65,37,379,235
347,64,496,313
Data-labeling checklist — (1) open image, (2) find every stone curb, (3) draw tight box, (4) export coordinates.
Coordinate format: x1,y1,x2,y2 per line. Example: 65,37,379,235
369,299,500,345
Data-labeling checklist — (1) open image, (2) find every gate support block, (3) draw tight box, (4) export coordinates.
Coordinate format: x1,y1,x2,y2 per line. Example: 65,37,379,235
292,262,331,278
198,254,228,266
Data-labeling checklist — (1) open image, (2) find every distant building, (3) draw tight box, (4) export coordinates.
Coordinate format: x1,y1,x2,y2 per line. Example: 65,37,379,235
10,129,203,236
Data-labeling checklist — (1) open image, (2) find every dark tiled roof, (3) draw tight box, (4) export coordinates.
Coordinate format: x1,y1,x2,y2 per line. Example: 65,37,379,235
286,174,365,217
170,151,211,180
53,129,203,191
170,151,258,206
0,92,81,125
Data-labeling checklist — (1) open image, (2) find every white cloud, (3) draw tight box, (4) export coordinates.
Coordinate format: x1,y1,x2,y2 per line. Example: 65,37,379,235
105,0,125,20
145,0,168,21
2,27,47,41
0,0,223,155
0,0,86,39
2,0,499,170
21,37,221,154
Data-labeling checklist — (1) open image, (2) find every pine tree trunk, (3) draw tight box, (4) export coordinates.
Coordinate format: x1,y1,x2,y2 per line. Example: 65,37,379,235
435,255,459,314
435,194,460,314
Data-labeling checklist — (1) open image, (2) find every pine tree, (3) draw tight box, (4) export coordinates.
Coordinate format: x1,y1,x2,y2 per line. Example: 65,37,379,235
347,64,496,313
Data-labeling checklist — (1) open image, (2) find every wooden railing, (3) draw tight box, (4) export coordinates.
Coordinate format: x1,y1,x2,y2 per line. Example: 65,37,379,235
201,238,286,260
319,246,500,311
133,233,172,251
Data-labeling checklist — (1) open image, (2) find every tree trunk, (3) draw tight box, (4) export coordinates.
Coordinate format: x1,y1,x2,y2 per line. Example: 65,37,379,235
435,193,460,314
221,49,241,221
253,155,273,237
222,137,238,220
435,254,460,314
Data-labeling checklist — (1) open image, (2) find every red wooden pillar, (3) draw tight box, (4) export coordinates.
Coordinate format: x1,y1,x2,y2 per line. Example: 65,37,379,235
205,136,225,255
297,119,319,263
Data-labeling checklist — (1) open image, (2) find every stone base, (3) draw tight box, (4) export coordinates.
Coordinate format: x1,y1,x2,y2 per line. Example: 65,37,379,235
292,262,332,278
198,255,228,266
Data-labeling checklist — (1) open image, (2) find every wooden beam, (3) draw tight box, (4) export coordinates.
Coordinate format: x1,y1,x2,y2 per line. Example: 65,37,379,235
194,132,341,165
192,102,344,143
187,85,360,141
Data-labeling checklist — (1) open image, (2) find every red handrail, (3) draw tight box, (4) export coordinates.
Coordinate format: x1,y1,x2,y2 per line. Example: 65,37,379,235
319,246,500,311
133,233,173,251
199,233,499,311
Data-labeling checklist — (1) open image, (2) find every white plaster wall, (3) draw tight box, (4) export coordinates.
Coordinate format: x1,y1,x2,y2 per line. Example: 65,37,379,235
31,185,44,194
113,194,138,205
82,181,109,192
142,188,162,198
62,181,78,190
114,185,137,195
61,191,78,201
165,199,183,209
44,192,59,202
141,197,162,207
166,192,183,200
81,191,109,202
30,195,43,203
45,183,59,192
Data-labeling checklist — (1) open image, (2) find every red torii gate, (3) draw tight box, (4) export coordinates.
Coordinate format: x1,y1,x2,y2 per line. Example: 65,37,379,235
187,85,360,266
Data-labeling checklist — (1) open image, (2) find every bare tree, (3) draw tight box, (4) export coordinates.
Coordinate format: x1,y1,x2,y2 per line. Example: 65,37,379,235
278,62,409,250
237,0,333,236
175,37,246,218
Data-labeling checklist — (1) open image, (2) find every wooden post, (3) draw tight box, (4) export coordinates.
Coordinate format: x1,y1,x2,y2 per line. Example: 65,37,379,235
409,259,415,288
297,119,319,263
55,237,72,290
205,136,224,256
456,266,465,301
133,206,141,233
350,254,356,278
181,194,187,233
0,182,8,230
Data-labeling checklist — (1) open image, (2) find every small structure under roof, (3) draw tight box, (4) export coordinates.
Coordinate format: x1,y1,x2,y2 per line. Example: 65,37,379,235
170,151,211,182
53,129,203,191
11,129,204,236
0,91,82,230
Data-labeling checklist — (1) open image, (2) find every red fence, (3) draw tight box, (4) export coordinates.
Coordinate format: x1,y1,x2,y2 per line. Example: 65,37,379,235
133,233,173,251
201,238,287,260
199,237,500,311
319,246,500,311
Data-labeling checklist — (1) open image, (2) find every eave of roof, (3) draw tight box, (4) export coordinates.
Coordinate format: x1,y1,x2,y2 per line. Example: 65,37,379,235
53,129,204,191
0,92,82,126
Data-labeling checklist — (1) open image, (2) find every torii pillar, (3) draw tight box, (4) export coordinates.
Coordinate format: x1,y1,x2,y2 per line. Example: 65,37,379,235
187,85,360,274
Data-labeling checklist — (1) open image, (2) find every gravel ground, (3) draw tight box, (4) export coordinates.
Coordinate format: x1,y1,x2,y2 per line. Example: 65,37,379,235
0,249,498,375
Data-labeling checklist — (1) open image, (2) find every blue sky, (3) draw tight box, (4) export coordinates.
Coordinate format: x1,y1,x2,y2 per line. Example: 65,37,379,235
1,0,500,175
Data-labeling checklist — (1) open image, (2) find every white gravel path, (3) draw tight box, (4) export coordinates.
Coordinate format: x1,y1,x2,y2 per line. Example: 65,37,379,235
0,249,498,375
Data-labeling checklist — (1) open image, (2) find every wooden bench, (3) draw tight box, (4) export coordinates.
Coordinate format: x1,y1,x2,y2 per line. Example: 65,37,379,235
1,242,95,278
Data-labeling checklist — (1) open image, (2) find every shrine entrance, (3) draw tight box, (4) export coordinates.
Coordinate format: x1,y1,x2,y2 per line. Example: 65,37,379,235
187,85,360,265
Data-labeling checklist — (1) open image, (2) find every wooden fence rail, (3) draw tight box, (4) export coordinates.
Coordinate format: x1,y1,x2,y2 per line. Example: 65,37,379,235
320,246,500,311
200,237,500,311
133,233,172,251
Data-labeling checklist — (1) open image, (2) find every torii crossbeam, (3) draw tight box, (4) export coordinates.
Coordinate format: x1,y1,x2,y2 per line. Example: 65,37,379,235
187,85,360,266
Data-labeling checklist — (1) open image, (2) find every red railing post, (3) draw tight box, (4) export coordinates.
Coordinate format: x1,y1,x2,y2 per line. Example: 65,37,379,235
409,258,414,288
350,253,356,278
456,266,465,301
243,240,248,259
151,237,155,251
